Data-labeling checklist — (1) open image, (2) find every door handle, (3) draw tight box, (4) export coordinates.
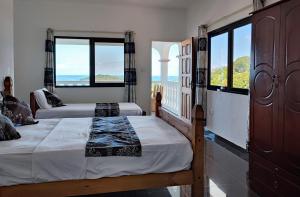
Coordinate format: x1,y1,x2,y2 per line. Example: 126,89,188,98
263,150,273,154
272,75,279,88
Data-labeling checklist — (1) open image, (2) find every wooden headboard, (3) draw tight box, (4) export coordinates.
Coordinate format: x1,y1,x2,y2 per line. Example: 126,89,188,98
30,92,39,119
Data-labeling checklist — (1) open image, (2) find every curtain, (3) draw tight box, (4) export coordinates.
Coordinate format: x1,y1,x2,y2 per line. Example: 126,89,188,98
196,25,208,125
44,28,55,93
124,31,137,103
253,0,265,11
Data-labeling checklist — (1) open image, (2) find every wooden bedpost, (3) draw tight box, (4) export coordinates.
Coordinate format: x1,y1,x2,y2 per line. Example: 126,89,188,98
191,105,204,197
155,92,162,117
30,92,37,119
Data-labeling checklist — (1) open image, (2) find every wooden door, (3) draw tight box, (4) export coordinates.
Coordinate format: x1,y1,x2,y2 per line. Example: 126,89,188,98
278,0,300,176
180,38,196,122
250,5,281,162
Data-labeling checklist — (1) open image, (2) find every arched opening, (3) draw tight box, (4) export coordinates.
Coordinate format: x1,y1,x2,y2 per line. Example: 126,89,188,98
168,44,180,82
151,41,181,115
151,48,161,83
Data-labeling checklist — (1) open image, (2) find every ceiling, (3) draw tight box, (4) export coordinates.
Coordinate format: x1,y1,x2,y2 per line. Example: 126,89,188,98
96,0,192,9
38,0,193,9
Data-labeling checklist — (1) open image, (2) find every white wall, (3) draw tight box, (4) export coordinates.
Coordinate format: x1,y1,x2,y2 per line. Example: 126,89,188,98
186,0,280,148
0,0,14,92
14,0,187,113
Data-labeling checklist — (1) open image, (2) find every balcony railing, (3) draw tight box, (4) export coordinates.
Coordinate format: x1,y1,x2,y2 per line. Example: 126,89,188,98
161,81,180,115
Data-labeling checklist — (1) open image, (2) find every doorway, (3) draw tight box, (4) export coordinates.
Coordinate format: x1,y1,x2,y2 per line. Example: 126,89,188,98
151,41,181,115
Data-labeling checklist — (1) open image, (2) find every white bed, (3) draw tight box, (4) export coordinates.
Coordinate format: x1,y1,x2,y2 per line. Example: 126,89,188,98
0,116,193,187
35,103,143,119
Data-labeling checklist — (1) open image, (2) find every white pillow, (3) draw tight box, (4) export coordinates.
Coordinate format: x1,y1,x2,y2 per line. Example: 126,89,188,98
34,88,52,109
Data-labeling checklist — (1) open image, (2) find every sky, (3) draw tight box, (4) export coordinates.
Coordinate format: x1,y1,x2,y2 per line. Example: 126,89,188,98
95,44,124,76
211,24,252,70
56,41,90,76
56,40,124,76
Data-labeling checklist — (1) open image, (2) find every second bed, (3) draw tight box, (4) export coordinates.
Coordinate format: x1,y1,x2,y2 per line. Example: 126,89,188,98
30,92,144,119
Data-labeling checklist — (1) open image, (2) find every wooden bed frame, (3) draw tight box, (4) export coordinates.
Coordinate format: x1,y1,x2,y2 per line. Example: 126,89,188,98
1,92,205,197
30,92,39,119
29,92,147,118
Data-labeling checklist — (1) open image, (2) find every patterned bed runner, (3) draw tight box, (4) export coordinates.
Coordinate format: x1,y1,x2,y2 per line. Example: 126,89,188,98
85,116,142,157
95,103,120,117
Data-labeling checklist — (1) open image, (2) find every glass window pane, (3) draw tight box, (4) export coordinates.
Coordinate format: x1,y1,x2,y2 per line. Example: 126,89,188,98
210,33,228,87
233,24,252,89
95,42,124,83
55,38,90,86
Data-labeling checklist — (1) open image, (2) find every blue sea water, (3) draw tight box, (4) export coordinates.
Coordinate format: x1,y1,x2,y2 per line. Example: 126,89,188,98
56,75,178,82
152,76,178,82
56,75,88,81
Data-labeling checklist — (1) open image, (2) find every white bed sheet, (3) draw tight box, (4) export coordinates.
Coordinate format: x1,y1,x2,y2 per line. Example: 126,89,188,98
35,103,143,119
0,116,193,186
0,119,60,186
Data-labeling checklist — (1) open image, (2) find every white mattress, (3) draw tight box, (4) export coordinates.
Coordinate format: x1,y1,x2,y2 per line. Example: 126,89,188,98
0,116,193,186
35,103,143,119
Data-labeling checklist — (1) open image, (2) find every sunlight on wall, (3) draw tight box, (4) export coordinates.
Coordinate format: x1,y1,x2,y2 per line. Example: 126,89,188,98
209,179,227,197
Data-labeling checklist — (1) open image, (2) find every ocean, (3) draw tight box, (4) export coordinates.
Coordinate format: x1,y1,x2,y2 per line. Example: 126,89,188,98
56,75,88,81
56,75,178,82
151,76,179,82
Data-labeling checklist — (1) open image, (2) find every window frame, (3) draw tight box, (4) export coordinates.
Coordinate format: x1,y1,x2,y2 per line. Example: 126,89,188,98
54,36,125,88
207,17,252,95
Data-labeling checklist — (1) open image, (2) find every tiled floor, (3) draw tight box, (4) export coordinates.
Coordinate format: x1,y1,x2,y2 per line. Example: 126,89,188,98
82,139,259,197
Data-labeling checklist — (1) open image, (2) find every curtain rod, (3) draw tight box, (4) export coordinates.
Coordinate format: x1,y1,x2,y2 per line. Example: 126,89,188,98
207,4,253,28
53,29,135,35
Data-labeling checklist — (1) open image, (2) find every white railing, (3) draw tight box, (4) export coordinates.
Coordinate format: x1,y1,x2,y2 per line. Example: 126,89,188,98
162,81,180,115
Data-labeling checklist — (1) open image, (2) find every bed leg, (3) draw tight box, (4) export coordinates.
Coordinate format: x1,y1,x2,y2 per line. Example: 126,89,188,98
192,182,204,197
191,105,205,197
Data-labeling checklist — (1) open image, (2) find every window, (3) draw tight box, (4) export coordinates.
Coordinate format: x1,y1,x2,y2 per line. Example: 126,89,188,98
208,17,252,95
94,42,124,84
55,38,90,86
55,37,125,87
210,33,229,87
233,24,252,89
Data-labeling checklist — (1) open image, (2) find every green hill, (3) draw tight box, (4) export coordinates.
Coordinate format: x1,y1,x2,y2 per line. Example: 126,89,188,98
211,56,250,89
80,74,124,82
95,74,123,81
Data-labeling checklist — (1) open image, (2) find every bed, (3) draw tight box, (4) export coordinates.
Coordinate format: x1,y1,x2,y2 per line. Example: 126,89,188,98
30,92,145,119
0,93,205,197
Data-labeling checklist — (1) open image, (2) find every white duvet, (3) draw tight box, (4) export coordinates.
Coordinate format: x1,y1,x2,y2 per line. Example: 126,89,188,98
0,116,193,187
36,103,143,119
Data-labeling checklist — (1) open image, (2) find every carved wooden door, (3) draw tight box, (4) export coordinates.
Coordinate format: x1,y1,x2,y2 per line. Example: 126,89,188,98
180,38,196,122
278,0,300,176
250,5,281,162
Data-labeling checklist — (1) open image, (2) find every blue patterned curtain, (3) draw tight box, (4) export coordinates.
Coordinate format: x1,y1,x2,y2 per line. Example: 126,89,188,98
44,28,55,93
196,25,208,125
253,0,265,11
124,31,137,103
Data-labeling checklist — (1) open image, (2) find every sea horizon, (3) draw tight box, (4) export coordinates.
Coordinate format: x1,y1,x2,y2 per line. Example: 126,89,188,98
56,75,179,82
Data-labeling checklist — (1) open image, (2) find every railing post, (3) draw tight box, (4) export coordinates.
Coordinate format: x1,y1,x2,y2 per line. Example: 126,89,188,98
155,92,162,117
